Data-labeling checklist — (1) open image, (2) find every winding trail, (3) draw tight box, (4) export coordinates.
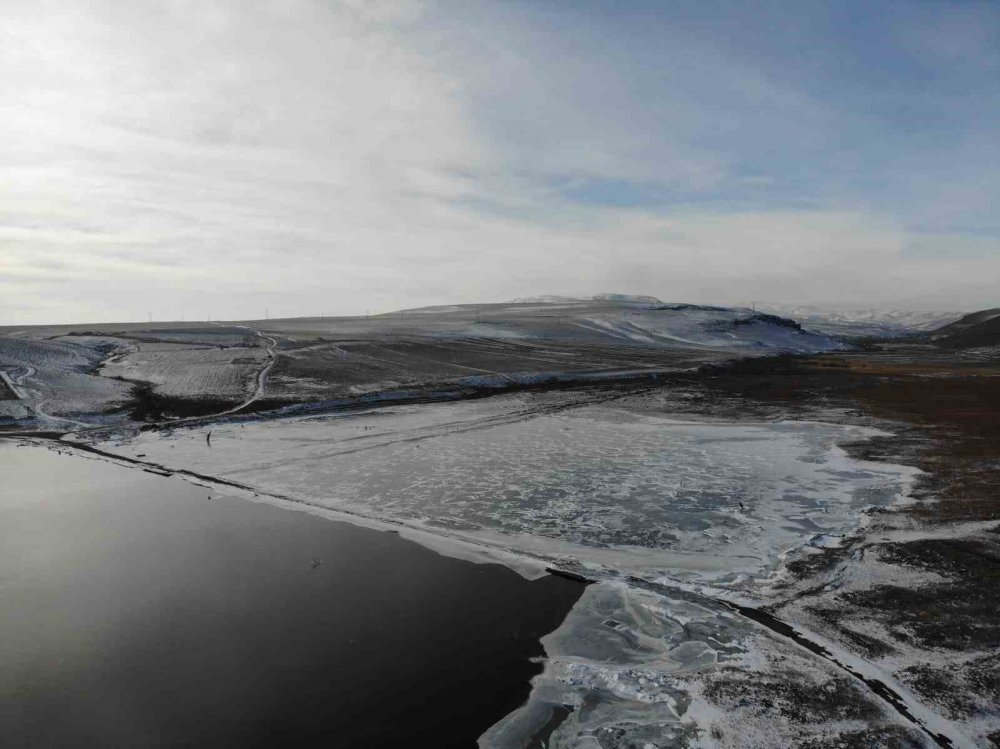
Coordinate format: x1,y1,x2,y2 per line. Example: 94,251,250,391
12,365,35,390
31,401,91,431
3,326,278,433
0,370,24,400
149,324,278,427
1,364,90,431
214,329,277,417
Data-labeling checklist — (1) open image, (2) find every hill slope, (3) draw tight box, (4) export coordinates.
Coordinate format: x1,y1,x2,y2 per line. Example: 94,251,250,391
270,298,843,355
929,308,1000,348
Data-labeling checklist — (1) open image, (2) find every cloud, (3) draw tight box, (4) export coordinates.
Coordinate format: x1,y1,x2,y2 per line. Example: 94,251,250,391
1,0,998,324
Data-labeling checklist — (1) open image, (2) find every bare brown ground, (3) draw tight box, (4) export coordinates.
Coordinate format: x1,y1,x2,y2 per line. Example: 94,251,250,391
642,345,1000,743
668,346,1000,523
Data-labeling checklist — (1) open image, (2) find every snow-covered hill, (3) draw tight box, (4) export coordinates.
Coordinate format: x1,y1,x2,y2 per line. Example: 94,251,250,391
393,298,845,354
758,304,962,338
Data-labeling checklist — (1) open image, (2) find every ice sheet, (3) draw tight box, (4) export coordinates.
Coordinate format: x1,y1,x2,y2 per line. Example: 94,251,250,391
103,396,917,585
480,581,749,749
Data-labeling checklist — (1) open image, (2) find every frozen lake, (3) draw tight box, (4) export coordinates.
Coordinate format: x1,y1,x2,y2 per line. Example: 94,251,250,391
85,391,924,747
107,393,919,585
7,387,926,749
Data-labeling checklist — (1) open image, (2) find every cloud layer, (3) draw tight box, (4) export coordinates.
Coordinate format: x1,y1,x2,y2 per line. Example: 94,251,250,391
2,0,998,323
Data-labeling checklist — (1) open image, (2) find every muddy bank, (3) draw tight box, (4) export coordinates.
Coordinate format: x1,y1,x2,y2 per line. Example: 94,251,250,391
127,381,243,421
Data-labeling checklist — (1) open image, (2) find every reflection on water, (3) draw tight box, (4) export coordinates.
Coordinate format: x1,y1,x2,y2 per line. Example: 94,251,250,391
0,442,582,748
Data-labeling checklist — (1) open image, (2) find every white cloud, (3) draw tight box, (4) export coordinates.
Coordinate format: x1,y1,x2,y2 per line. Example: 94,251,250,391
1,0,998,324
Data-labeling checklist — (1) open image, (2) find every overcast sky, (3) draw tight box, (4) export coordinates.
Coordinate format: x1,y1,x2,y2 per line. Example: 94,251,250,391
3,0,999,323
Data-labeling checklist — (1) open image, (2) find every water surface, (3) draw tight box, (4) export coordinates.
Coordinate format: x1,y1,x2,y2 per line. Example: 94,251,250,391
0,442,581,748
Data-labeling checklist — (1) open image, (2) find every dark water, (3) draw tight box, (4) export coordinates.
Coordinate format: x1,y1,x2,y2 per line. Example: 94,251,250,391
0,442,582,748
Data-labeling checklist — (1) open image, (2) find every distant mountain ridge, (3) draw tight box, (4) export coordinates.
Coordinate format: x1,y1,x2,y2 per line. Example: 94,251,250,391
758,303,961,335
505,297,963,339
387,297,841,355
510,293,665,305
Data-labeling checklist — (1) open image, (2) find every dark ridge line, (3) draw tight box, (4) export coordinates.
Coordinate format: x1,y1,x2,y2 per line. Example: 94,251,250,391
3,364,673,440
127,369,677,435
544,567,592,585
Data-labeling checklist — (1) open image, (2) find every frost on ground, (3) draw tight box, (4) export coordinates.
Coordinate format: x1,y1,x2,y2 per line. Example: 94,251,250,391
0,336,132,425
757,304,960,339
767,522,1000,747
100,344,268,399
242,298,846,403
101,395,916,586
261,298,844,355
564,306,842,353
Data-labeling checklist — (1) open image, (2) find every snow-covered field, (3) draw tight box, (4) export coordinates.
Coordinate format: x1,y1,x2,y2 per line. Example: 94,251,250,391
437,301,843,353
0,336,132,424
565,306,841,352
101,345,268,399
758,304,962,339
254,297,844,355
238,298,846,403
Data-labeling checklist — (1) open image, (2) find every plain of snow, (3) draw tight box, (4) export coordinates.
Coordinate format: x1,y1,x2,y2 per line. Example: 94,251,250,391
101,345,269,399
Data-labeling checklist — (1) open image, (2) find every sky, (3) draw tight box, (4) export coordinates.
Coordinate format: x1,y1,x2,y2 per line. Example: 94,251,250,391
2,0,999,324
